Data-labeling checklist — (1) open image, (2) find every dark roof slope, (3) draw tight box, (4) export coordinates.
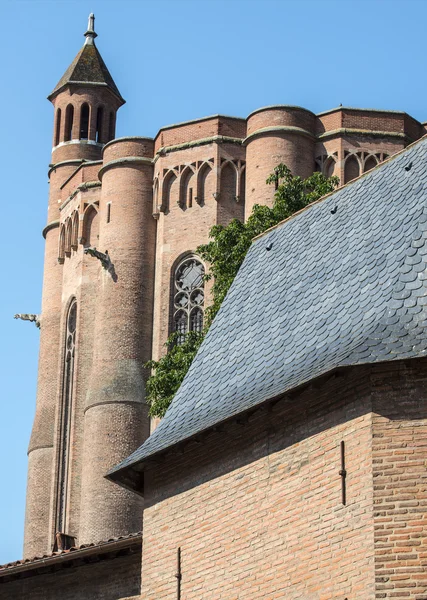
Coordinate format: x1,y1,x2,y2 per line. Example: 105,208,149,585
110,137,427,482
49,43,124,103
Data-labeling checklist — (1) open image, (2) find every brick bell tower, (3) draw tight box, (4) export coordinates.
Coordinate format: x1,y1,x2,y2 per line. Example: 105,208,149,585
23,15,152,558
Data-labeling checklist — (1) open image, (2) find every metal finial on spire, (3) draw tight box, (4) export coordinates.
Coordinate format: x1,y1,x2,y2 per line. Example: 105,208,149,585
84,13,98,45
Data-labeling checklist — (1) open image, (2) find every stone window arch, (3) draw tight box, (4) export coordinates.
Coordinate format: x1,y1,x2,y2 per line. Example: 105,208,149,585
71,212,79,250
172,256,205,344
162,170,178,213
220,161,238,202
364,155,378,173
56,298,77,534
324,156,336,179
153,177,160,216
179,166,195,209
58,225,65,264
344,154,361,184
81,205,99,247
65,219,72,256
196,162,213,205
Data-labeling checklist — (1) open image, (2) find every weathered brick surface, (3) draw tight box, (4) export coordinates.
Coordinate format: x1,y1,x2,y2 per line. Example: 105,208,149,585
371,360,427,599
23,49,427,574
142,367,376,599
0,552,141,600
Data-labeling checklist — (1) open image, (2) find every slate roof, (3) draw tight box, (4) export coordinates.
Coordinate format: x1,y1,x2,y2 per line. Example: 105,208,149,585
109,137,427,484
48,42,124,103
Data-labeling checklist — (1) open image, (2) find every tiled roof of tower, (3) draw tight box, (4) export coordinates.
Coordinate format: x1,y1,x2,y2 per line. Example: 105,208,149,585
48,15,123,103
109,136,427,485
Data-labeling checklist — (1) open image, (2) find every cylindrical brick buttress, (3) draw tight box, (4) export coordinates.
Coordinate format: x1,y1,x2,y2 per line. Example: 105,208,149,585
79,138,156,544
23,162,78,558
244,106,316,219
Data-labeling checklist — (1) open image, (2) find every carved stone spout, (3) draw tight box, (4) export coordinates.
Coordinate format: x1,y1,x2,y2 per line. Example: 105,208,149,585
14,314,41,329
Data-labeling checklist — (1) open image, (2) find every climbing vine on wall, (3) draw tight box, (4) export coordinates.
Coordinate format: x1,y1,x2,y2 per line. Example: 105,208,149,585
146,165,339,418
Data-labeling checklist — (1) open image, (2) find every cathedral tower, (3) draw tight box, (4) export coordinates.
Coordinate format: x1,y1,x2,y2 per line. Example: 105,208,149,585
23,15,146,558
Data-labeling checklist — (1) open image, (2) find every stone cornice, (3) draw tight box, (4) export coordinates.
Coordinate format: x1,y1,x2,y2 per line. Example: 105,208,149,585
98,156,153,180
42,220,60,239
48,159,85,178
244,126,315,144
317,128,410,141
154,135,243,160
103,136,154,153
60,181,102,212
247,104,316,119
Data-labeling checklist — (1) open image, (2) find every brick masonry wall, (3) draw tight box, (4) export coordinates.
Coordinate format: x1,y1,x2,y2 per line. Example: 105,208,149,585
371,360,427,599
152,141,245,361
154,116,246,153
50,185,102,543
141,367,376,599
79,139,155,544
0,551,141,600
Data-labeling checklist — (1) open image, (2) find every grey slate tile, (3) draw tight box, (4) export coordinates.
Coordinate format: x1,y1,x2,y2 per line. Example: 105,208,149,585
110,136,427,479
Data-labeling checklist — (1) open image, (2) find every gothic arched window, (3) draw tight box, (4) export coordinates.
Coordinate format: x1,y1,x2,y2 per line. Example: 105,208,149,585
173,257,205,344
56,299,77,534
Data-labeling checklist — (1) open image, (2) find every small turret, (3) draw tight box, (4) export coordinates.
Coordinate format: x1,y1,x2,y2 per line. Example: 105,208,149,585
48,14,125,162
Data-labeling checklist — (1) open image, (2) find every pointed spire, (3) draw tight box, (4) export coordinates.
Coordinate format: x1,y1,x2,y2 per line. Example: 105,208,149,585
48,13,125,105
84,13,98,45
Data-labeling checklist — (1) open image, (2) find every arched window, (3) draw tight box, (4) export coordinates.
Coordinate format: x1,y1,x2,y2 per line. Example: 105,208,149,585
79,103,89,140
344,155,360,184
64,104,74,142
71,212,79,249
221,162,237,202
179,167,195,209
96,106,103,143
197,162,213,205
173,257,205,344
55,108,62,146
162,171,177,213
58,225,65,263
65,219,72,256
324,157,336,179
56,299,77,534
82,205,99,247
364,155,378,173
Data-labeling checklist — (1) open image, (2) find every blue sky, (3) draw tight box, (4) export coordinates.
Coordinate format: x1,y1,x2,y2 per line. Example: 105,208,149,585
0,0,426,564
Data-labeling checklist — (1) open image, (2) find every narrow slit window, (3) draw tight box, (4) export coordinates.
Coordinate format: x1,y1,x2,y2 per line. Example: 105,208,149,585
107,203,111,223
56,300,77,534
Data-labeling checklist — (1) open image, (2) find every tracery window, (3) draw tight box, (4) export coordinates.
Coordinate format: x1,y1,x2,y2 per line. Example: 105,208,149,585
56,299,77,534
173,257,205,344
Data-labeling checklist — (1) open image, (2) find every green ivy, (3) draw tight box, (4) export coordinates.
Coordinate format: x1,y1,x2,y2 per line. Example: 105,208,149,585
146,165,339,418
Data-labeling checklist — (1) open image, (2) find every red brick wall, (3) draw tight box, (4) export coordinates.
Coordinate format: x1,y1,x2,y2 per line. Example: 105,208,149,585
154,116,245,153
142,367,376,599
371,360,427,599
